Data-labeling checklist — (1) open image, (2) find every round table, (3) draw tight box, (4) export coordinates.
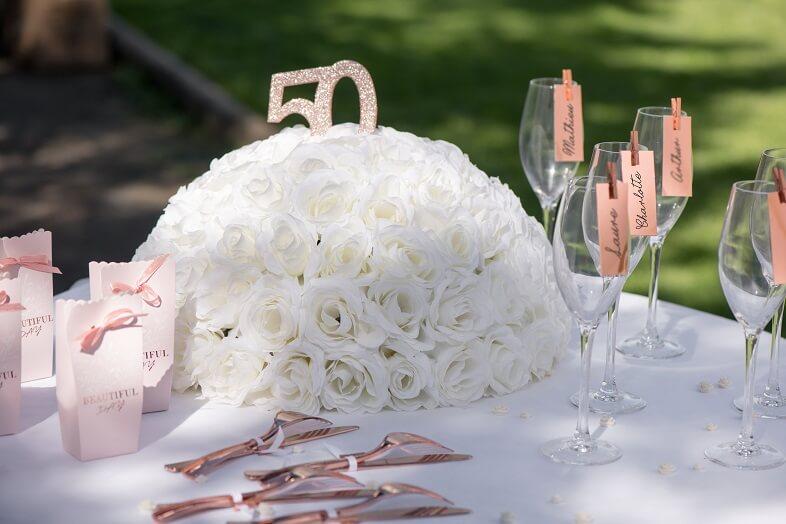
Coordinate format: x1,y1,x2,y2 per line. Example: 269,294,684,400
2,286,785,524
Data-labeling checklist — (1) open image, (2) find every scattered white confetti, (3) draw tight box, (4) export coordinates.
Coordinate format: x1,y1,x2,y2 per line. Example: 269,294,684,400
500,511,516,524
574,511,594,524
692,463,706,472
717,377,731,389
600,415,616,428
698,381,714,393
549,494,564,505
137,500,156,515
519,411,531,420
704,423,718,432
492,404,509,415
658,463,677,475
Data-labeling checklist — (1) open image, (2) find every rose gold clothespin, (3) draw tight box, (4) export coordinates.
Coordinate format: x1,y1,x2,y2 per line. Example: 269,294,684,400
630,130,639,166
562,69,573,101
607,161,618,199
774,166,786,204
671,97,682,130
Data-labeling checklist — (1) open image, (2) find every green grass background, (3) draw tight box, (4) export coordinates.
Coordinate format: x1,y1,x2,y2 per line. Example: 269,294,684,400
112,0,786,318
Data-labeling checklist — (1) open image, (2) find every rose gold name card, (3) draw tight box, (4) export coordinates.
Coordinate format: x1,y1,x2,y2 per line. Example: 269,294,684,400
89,255,175,413
0,278,23,436
662,97,693,197
56,295,144,461
0,229,60,382
553,69,584,163
621,149,658,236
596,178,630,276
769,169,786,285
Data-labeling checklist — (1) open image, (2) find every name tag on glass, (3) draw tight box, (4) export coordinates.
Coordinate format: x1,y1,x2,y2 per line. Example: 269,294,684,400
620,150,658,236
768,192,786,284
553,84,584,162
662,116,692,197
596,182,630,276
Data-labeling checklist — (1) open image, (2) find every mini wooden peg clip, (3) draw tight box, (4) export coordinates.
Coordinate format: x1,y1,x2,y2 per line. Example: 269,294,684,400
671,97,682,130
607,161,618,199
562,69,573,101
774,166,786,204
630,130,639,166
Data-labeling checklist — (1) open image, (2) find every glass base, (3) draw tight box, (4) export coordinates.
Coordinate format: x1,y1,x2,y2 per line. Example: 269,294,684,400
617,329,686,360
540,436,622,466
704,440,785,470
733,393,786,419
570,388,647,415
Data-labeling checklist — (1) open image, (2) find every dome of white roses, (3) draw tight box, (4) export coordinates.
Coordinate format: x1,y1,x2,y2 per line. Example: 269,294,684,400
135,123,570,413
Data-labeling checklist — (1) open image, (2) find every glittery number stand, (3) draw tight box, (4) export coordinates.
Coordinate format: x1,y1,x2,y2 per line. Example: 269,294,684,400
267,60,378,135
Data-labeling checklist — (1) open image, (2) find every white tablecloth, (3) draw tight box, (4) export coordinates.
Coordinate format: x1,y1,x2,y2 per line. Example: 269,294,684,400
2,286,786,524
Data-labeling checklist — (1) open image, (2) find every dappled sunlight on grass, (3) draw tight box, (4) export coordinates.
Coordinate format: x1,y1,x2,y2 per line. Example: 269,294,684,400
112,0,786,318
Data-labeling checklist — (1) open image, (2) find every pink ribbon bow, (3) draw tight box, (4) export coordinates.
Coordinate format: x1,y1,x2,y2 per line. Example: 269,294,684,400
0,291,24,312
109,254,169,308
0,254,61,274
79,308,146,353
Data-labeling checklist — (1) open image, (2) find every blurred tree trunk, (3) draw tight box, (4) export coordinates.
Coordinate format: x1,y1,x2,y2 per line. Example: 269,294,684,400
4,0,108,69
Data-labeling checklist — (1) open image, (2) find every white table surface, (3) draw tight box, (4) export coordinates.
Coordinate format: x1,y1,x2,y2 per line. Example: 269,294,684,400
2,285,786,524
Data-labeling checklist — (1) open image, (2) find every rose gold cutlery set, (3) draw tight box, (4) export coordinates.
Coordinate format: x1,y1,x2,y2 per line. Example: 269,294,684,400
155,411,471,522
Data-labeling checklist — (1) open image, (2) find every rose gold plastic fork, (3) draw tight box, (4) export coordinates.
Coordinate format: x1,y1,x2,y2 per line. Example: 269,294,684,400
152,467,363,522
229,483,470,523
165,411,359,478
245,433,471,485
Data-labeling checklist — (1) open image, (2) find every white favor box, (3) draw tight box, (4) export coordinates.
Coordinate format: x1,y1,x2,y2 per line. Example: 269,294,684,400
56,295,144,461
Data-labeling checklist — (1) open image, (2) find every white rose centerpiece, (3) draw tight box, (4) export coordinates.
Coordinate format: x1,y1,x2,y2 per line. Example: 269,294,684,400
135,60,570,413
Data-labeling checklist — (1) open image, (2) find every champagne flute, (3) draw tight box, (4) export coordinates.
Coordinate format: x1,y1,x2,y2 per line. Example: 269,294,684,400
618,106,690,359
734,148,786,418
541,174,629,466
706,180,786,470
569,142,649,415
519,77,581,239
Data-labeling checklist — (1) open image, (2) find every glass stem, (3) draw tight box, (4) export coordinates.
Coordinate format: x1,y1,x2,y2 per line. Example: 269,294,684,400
738,329,761,450
645,238,664,333
542,203,557,242
600,296,620,396
764,300,785,400
575,323,597,442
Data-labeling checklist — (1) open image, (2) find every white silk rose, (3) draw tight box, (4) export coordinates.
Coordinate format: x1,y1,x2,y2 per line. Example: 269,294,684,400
301,277,385,350
380,339,436,411
322,348,389,414
135,123,570,412
432,340,491,406
366,277,431,350
256,213,317,278
191,336,271,407
237,275,301,351
262,341,325,414
305,221,371,280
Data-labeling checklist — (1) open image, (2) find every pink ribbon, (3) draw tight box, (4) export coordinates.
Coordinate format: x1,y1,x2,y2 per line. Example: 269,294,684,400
79,308,146,353
0,254,61,274
0,291,24,312
109,254,169,308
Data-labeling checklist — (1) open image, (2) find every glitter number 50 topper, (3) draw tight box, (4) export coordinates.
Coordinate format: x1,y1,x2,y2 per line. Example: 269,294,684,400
267,60,378,135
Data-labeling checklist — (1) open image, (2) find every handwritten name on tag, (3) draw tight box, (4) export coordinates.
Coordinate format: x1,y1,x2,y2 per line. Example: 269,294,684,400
596,182,630,276
768,192,786,284
553,84,584,162
620,150,658,236
662,116,693,197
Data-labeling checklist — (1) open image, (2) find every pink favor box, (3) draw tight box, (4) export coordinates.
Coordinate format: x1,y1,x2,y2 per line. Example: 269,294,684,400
56,295,144,461
89,255,175,413
0,278,23,436
0,229,56,382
